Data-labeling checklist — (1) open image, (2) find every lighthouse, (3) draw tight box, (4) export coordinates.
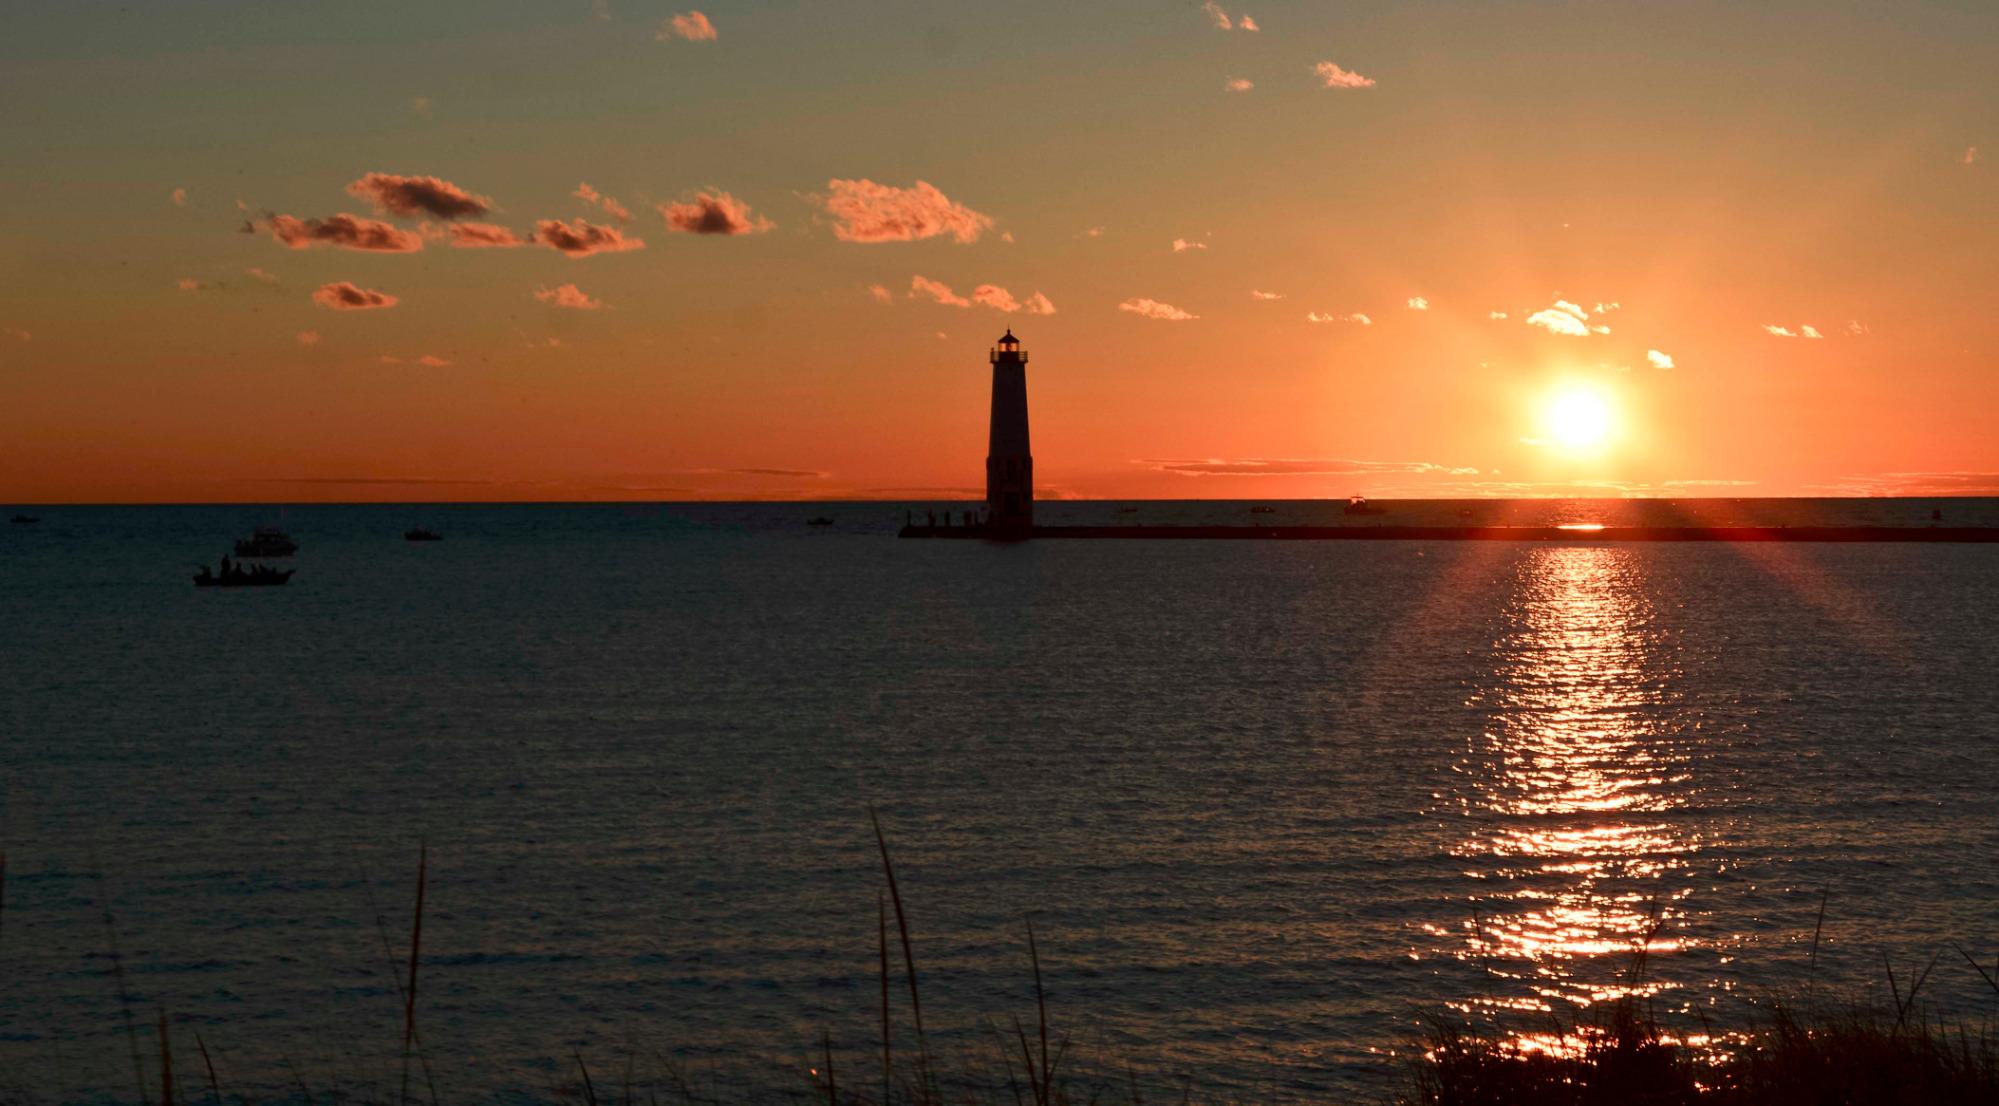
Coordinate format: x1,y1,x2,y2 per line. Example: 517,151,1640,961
985,329,1033,534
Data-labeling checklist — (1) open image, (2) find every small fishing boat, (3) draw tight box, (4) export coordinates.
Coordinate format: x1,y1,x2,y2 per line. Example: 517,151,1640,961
405,527,443,541
193,563,293,587
1343,496,1386,516
234,525,298,557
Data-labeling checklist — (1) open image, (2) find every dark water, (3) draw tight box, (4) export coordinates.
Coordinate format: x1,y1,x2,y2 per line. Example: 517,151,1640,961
4,500,1998,1103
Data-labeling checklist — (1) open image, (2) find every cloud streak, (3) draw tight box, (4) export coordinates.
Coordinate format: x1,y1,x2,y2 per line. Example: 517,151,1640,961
533,218,645,257
268,213,424,252
448,222,524,248
535,283,604,309
1142,457,1478,477
1314,61,1377,89
346,172,493,219
661,190,773,235
311,281,398,310
1119,298,1197,321
659,10,716,40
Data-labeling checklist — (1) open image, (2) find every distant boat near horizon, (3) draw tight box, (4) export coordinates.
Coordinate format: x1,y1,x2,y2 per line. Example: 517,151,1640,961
404,527,443,541
234,525,298,557
193,563,292,587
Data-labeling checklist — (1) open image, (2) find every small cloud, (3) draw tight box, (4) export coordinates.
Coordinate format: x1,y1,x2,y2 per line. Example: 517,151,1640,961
1171,238,1207,252
1000,231,1015,244
176,277,207,292
1239,14,1259,30
448,222,524,248
171,187,187,207
1965,146,1979,166
535,283,604,309
533,218,645,257
1306,311,1371,325
1646,349,1675,370
819,179,994,244
936,332,949,340
1487,311,1508,320
574,183,633,223
1406,296,1428,311
659,10,717,41
245,267,278,283
972,284,1019,312
1201,1,1231,29
1594,301,1621,314
296,330,320,346
1023,292,1056,315
1801,324,1823,339
268,213,425,252
661,190,773,235
868,283,894,304
346,172,493,219
1523,299,1607,336
1763,324,1798,338
910,275,970,307
1314,61,1377,89
1251,290,1284,300
1845,320,1869,336
1225,77,1253,92
1079,226,1105,238
410,96,433,118
1119,297,1197,321
312,281,398,310
416,354,451,367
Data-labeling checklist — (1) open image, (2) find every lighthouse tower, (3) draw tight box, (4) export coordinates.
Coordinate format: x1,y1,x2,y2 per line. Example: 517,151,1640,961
985,329,1033,534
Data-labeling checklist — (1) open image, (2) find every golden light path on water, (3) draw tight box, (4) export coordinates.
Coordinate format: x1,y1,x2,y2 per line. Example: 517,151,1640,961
1432,545,1708,1054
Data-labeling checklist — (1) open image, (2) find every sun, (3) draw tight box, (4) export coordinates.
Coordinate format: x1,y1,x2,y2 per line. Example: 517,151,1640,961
1544,386,1615,451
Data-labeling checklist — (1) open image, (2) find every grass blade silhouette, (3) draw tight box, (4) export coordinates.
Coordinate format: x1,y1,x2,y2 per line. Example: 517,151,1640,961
401,841,428,1106
870,808,931,1101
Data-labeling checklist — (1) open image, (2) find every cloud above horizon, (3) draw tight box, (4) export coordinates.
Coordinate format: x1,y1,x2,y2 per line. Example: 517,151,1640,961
311,281,398,310
447,222,523,248
573,183,633,223
346,172,493,219
1225,77,1253,92
1171,238,1206,252
533,218,645,257
1647,349,1675,369
661,190,773,235
820,179,994,244
1525,299,1610,336
268,213,424,252
1307,311,1371,325
908,276,1053,314
535,283,603,309
1763,323,1824,339
1201,2,1257,31
1142,457,1478,477
1314,61,1377,89
1119,298,1196,321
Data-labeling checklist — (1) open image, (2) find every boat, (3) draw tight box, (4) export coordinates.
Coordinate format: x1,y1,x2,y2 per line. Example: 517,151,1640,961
9,514,38,524
1249,505,1277,514
806,517,835,527
193,562,293,587
1343,495,1386,516
234,525,298,557
405,527,442,541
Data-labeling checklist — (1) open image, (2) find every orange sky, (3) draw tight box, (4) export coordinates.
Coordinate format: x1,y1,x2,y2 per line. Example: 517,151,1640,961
1,2,1994,503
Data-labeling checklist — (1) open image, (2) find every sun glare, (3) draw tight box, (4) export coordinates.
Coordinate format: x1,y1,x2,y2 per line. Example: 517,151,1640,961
1544,387,1615,451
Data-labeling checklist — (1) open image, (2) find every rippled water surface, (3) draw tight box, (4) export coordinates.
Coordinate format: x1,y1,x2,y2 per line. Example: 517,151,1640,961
4,500,1998,1102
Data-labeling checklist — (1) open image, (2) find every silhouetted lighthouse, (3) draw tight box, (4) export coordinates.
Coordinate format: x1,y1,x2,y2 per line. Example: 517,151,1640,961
985,329,1033,534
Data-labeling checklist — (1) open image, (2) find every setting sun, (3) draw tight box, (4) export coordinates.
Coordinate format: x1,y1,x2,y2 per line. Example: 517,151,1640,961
1545,387,1616,451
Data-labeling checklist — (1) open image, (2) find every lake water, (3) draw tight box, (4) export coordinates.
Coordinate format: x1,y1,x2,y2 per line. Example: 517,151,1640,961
4,500,1998,1103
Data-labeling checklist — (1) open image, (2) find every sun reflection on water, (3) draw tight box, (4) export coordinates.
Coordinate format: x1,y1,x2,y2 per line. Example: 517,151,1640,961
1437,546,1701,1026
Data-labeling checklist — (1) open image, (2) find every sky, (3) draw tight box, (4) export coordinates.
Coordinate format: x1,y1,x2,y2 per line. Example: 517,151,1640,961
1,0,1994,503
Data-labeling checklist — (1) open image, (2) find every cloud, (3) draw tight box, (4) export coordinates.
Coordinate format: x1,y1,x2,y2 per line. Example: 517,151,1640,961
1023,292,1056,315
1142,457,1478,477
1406,296,1428,310
535,283,604,309
1801,324,1824,339
910,275,970,307
1314,61,1377,89
533,218,645,257
659,11,717,40
417,354,451,367
1762,323,1823,339
1845,320,1869,336
1966,146,1979,166
661,190,773,235
1225,77,1253,92
346,172,493,219
1524,299,1609,336
448,222,524,248
1251,290,1285,300
573,183,632,223
972,284,1019,312
1080,226,1105,238
1487,311,1508,320
296,330,320,346
1306,311,1370,325
1201,2,1256,30
171,187,187,207
176,277,208,292
1171,238,1207,252
311,281,398,310
1646,349,1675,370
1119,298,1197,321
268,213,424,252
245,267,278,283
1807,471,1999,496
868,283,894,304
819,179,994,243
